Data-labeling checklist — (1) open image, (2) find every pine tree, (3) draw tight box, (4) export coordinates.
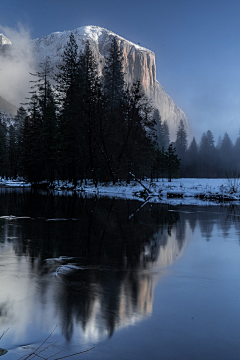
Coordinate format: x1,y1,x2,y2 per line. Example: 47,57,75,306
22,57,58,182
220,132,233,154
186,137,198,177
166,144,180,182
153,109,165,149
29,57,53,115
199,130,217,177
103,36,125,112
175,120,188,177
152,146,167,181
15,106,27,135
18,115,31,178
175,119,188,158
199,131,215,156
6,125,18,178
55,33,79,105
163,121,170,149
0,116,7,177
41,92,57,183
122,81,156,181
79,40,101,186
219,132,233,176
11,106,27,177
94,37,126,183
188,137,198,156
20,94,44,182
55,33,81,184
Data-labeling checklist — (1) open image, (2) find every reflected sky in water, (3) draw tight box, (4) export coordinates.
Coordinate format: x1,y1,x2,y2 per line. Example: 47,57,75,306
0,190,240,359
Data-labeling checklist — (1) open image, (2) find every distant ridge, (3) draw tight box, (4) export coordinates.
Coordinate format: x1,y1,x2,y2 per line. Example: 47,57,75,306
0,96,18,115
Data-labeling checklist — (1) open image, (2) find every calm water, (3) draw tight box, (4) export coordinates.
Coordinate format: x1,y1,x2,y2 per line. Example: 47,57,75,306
0,189,240,359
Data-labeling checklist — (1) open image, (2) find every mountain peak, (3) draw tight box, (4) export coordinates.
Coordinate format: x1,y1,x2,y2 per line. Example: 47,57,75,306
37,25,149,52
0,34,11,46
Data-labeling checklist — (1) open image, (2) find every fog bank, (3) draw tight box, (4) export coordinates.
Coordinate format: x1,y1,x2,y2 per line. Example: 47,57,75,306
0,24,37,108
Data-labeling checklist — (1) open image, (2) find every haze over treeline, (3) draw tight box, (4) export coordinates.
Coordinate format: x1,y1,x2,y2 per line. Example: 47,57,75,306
172,121,240,178
0,25,37,106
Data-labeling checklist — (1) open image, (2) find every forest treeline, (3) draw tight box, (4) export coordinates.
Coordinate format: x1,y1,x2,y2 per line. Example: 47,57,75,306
171,119,240,178
0,33,238,183
0,34,181,184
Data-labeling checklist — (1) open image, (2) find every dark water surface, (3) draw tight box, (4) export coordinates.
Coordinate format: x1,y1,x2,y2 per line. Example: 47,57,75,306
0,188,240,359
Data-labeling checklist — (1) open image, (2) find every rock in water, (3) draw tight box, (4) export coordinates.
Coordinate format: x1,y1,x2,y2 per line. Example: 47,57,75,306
0,348,8,356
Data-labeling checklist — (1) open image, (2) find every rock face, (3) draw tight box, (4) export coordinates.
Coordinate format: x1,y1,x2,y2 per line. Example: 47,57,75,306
32,26,192,142
0,96,17,115
0,34,11,54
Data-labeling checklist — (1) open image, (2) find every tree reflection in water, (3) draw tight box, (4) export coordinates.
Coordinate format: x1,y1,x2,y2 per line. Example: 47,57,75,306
2,190,239,348
0,190,186,345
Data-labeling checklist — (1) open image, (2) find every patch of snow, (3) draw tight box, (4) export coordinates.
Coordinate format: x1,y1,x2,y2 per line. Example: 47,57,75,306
50,178,240,206
1,177,240,206
45,218,70,221
0,34,11,45
0,178,31,187
45,256,75,263
0,215,31,220
54,264,83,275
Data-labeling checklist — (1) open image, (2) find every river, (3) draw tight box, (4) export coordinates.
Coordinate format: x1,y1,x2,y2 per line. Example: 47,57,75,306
0,188,240,359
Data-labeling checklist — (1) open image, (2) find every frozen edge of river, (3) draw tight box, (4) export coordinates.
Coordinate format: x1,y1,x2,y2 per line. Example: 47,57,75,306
2,178,240,206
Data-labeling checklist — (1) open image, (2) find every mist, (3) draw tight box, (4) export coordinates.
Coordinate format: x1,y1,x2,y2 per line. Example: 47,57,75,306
0,24,37,108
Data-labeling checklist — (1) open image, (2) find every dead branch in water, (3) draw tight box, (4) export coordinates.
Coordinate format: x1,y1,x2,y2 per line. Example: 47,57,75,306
0,326,94,360
129,172,152,195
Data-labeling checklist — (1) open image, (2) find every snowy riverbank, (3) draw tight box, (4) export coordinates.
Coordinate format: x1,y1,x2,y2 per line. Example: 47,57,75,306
0,178,31,187
2,177,240,206
51,178,240,206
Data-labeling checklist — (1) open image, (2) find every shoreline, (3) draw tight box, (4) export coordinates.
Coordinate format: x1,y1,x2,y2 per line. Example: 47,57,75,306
1,178,240,206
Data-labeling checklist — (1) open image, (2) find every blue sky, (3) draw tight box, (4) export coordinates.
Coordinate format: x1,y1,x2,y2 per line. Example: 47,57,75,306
1,0,240,142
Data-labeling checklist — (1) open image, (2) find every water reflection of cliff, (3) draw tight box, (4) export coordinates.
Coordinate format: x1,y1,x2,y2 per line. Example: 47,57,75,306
0,190,191,347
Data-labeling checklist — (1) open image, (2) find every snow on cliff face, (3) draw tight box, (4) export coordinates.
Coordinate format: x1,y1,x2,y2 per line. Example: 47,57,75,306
0,34,11,46
32,25,192,142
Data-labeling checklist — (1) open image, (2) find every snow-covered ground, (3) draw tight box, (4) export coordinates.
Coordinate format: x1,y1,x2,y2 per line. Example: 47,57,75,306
0,178,31,187
2,177,240,206
51,178,240,206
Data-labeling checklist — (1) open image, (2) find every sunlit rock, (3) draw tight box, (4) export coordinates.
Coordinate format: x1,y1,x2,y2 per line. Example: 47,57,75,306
32,25,192,142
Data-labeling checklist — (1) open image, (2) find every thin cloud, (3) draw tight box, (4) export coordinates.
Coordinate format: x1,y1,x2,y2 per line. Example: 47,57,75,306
0,24,37,107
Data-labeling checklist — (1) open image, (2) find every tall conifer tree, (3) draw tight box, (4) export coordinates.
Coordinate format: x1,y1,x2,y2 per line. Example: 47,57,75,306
175,119,188,158
153,109,165,149
55,33,80,183
163,121,170,149
79,40,101,185
186,137,198,177
104,36,125,111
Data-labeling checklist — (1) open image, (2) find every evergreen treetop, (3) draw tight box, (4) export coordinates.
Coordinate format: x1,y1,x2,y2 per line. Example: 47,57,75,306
175,119,188,157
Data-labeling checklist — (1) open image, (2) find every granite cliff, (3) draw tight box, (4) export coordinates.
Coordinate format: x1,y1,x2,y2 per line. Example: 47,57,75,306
0,27,192,141
0,96,17,115
32,26,192,142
